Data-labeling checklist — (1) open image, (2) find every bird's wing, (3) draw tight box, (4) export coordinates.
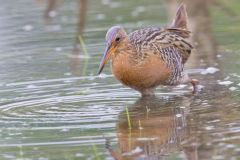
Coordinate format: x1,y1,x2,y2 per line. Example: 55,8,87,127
150,28,193,64
130,27,193,64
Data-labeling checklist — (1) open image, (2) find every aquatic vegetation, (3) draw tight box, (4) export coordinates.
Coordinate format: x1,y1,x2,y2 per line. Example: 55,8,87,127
125,106,132,130
91,143,101,160
78,35,89,57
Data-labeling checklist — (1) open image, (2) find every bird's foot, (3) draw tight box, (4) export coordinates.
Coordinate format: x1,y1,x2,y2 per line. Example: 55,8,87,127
191,79,203,94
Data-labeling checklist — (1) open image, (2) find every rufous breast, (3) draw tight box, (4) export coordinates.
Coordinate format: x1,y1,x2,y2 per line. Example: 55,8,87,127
112,53,171,91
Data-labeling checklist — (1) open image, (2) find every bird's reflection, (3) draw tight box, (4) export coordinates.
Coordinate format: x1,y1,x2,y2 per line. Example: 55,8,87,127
107,95,199,160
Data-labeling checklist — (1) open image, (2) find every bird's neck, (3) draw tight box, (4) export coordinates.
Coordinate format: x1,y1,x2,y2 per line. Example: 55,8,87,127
112,37,131,60
111,37,131,75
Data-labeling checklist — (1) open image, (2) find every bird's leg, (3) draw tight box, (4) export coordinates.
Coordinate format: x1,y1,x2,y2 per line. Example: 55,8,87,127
191,79,202,94
140,88,156,97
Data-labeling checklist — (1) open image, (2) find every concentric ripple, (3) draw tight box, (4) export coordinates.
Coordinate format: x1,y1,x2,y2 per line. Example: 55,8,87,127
0,75,136,159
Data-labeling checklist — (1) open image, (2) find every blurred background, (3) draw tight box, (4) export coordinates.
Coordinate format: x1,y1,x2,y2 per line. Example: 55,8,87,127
0,0,239,160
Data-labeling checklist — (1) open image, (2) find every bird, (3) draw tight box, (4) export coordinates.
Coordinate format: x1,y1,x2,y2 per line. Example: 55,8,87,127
98,4,200,97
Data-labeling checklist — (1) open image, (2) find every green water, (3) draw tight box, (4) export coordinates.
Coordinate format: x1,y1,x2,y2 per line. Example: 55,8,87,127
0,0,239,160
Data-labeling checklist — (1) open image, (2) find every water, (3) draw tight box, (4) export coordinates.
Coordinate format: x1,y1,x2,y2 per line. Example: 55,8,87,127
0,0,240,159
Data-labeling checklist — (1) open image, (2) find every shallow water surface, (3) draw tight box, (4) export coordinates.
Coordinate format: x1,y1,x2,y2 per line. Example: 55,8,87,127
0,0,240,160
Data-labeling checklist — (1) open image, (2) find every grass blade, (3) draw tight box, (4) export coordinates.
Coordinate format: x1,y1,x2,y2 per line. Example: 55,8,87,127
125,106,132,130
78,35,89,57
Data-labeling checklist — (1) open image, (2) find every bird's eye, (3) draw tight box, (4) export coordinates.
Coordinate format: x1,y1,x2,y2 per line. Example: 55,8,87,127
115,37,120,42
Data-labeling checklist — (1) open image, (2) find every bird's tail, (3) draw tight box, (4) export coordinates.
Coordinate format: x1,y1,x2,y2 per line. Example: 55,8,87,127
170,3,188,30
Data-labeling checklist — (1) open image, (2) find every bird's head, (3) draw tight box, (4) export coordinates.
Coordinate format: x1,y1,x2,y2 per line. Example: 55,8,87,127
98,26,127,74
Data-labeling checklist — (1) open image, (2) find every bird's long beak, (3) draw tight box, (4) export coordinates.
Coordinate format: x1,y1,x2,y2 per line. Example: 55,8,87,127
97,43,114,75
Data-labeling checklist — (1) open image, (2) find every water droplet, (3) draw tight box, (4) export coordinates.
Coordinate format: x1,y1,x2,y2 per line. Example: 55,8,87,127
176,114,182,118
23,25,33,31
75,153,85,157
110,2,121,8
205,126,214,130
55,47,62,52
116,15,123,21
26,85,37,89
101,0,110,5
38,157,49,160
136,6,146,13
96,14,105,20
33,147,39,150
138,127,144,130
64,72,72,76
60,128,69,132
131,10,139,17
48,11,57,18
